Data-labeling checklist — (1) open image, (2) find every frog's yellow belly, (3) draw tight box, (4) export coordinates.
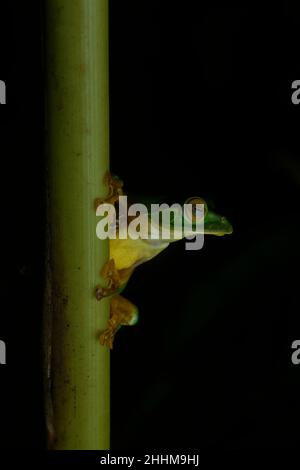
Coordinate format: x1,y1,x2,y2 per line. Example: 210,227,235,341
109,237,169,271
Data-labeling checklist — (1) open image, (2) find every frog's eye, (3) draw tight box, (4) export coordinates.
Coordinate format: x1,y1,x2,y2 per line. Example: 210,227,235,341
184,197,208,222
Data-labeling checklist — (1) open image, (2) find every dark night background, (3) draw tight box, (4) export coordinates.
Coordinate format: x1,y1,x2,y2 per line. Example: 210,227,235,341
0,1,300,451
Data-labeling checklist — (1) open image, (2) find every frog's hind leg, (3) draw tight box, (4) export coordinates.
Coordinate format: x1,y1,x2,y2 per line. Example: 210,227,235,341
100,295,139,349
95,259,133,300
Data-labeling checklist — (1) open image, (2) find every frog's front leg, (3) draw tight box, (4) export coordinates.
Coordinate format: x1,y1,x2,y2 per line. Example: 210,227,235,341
100,295,139,349
94,171,124,209
95,259,121,300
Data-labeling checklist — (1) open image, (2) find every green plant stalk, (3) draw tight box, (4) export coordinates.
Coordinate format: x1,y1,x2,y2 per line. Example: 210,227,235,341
45,0,110,449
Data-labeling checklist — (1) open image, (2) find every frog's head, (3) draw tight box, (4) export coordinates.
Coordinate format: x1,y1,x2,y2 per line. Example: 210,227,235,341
147,197,232,242
182,197,233,237
164,197,232,240
203,209,233,235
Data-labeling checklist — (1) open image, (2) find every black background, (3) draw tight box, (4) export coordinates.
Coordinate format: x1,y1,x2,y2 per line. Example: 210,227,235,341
0,1,300,451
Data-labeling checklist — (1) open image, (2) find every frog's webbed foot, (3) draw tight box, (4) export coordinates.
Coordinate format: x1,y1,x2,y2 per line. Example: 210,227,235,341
95,259,121,300
99,320,116,350
100,295,139,349
94,172,124,209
